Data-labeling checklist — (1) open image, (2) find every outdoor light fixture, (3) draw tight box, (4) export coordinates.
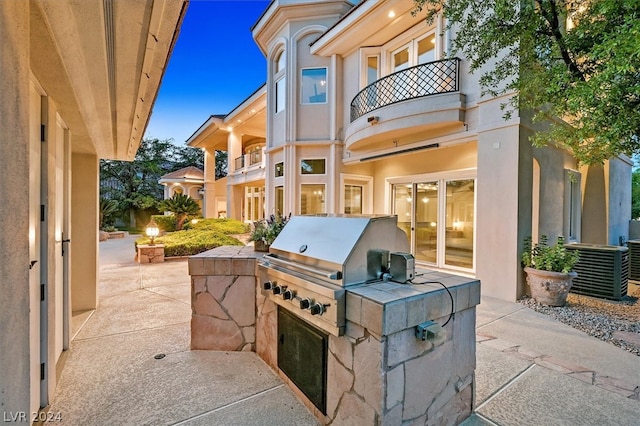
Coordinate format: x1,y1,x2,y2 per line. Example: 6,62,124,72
145,218,160,245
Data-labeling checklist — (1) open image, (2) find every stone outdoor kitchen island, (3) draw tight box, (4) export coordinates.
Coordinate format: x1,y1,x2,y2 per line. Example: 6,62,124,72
189,244,480,425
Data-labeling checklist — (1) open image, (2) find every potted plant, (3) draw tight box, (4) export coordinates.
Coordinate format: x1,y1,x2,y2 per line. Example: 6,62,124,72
249,212,290,252
521,236,580,306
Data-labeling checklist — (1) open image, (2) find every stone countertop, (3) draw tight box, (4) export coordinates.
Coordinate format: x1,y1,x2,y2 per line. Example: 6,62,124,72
345,269,480,337
188,246,263,276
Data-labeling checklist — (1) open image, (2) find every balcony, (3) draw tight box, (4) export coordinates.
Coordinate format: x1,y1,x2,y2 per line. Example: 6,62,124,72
345,58,465,153
350,58,460,122
230,148,266,185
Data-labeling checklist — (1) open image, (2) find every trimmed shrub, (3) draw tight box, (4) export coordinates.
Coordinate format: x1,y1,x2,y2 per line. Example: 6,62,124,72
184,218,249,234
151,214,177,232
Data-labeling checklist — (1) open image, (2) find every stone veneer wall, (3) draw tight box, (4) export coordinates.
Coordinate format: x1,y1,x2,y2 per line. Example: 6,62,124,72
189,246,260,351
256,269,480,425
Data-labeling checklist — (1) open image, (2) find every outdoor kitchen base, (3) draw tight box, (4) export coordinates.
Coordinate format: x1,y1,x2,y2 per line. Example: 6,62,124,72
257,270,479,425
189,220,481,425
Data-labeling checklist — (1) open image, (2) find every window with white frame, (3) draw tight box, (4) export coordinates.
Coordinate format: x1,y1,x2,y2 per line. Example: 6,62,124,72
275,162,284,178
275,186,284,215
301,184,325,214
300,159,325,175
301,68,327,104
274,49,286,113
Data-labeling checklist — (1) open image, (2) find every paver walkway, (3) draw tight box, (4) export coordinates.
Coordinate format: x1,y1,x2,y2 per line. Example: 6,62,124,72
50,234,317,425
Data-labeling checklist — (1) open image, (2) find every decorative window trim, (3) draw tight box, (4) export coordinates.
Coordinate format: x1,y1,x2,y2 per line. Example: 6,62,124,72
300,158,327,175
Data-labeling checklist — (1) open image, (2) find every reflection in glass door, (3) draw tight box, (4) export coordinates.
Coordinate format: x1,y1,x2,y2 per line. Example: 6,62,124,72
344,185,363,214
393,185,413,249
415,182,439,264
445,180,474,269
393,183,439,264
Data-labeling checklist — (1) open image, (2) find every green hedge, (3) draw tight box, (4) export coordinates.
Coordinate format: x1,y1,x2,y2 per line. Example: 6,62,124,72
151,214,177,232
183,218,249,234
135,218,248,257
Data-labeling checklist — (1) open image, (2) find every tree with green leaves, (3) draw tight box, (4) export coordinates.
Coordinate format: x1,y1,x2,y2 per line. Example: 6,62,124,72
412,0,640,165
157,193,201,231
632,168,640,219
100,137,204,227
215,150,228,180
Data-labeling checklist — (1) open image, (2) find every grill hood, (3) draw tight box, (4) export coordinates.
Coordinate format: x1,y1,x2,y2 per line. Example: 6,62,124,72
266,215,410,286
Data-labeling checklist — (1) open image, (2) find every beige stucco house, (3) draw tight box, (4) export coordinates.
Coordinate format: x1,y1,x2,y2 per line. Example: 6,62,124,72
0,0,187,418
190,0,631,303
159,166,205,207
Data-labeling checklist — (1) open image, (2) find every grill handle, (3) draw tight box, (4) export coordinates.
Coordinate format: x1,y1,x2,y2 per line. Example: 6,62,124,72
264,255,342,281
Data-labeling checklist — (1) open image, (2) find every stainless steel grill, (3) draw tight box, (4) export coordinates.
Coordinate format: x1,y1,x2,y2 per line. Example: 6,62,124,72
258,215,410,336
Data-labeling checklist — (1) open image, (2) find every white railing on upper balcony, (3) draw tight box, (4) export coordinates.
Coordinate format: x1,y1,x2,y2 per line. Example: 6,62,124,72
234,148,265,173
350,58,460,122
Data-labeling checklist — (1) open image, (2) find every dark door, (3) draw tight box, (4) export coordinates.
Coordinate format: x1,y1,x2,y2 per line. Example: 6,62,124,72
278,308,328,414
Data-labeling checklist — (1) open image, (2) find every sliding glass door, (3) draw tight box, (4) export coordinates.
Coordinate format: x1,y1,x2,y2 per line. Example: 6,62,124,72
392,175,475,271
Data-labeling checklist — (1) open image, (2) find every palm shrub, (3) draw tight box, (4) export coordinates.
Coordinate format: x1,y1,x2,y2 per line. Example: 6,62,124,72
100,198,119,230
157,193,200,231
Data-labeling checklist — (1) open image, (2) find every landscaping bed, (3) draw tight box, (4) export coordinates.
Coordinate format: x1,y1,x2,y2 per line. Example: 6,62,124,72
519,283,640,356
135,218,249,257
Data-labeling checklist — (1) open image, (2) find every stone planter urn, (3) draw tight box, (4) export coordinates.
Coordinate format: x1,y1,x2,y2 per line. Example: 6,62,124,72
253,240,270,252
524,267,578,306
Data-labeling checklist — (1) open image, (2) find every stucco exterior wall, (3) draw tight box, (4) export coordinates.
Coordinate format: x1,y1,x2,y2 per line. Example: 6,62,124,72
295,32,331,141
476,120,522,301
582,164,608,244
0,0,32,417
607,157,632,245
71,153,99,311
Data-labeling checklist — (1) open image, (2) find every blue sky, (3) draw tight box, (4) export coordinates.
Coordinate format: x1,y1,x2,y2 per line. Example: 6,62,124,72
145,0,270,145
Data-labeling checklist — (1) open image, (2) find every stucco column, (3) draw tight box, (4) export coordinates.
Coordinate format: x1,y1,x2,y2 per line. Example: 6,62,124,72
0,0,32,417
71,153,99,311
476,123,527,301
203,147,217,218
227,132,242,220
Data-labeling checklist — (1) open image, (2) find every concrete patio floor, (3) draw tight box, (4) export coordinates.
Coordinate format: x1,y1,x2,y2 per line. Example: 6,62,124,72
48,234,640,425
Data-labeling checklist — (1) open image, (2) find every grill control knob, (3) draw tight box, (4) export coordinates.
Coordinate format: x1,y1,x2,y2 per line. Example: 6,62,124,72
299,298,312,309
283,289,296,300
310,303,325,316
272,285,286,295
263,281,275,291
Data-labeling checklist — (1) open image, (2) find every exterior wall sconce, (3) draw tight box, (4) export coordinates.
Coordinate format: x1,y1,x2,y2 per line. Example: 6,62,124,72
145,218,160,245
367,116,379,124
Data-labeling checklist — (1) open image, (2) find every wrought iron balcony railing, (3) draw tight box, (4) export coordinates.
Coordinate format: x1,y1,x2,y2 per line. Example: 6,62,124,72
350,58,460,122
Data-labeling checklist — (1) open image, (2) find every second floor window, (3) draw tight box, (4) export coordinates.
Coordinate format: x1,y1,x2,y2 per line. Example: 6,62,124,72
275,162,284,177
301,159,325,175
301,68,327,104
274,49,286,113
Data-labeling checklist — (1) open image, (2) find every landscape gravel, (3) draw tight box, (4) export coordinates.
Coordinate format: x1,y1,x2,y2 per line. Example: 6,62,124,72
518,283,640,357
